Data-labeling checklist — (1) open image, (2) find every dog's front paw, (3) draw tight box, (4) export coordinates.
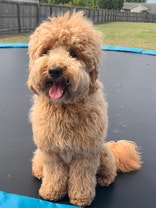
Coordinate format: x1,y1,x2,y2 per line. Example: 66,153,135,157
39,184,67,201
69,190,94,206
70,196,93,206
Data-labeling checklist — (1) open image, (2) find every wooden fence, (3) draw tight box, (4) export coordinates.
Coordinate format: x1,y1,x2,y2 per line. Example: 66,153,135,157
0,0,156,33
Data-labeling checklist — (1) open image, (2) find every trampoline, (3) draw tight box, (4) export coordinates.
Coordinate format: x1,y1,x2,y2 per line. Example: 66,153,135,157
0,46,156,208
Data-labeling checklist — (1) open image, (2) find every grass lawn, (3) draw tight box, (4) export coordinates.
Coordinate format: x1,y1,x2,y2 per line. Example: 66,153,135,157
95,22,156,50
0,33,30,43
0,22,156,50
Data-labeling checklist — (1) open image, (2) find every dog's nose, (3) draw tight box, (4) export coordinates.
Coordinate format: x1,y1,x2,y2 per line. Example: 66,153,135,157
48,66,63,80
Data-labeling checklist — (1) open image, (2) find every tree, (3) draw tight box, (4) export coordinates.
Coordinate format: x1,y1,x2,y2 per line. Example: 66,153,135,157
98,0,124,10
40,0,99,8
72,0,99,8
125,0,147,2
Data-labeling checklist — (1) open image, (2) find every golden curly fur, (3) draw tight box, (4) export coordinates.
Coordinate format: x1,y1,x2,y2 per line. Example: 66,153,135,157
27,11,142,206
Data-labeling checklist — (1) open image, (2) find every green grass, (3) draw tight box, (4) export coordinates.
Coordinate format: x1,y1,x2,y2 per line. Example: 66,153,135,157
0,33,30,43
95,22,156,50
0,22,156,50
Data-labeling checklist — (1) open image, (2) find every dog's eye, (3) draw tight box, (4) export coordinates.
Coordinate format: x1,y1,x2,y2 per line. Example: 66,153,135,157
42,48,50,56
70,49,77,58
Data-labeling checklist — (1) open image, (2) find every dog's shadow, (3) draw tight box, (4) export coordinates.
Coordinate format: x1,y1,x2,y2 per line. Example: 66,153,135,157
90,183,116,208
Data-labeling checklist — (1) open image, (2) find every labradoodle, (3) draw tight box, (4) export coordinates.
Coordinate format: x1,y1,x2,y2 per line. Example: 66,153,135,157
27,12,142,206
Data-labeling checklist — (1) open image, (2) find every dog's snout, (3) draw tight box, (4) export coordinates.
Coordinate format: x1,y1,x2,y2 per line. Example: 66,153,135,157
48,66,63,80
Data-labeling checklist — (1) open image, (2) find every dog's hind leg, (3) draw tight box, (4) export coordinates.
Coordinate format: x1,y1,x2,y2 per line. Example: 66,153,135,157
97,140,142,186
32,148,43,180
97,144,117,187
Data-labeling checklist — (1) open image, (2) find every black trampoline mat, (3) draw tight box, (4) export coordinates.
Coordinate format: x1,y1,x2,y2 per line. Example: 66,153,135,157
0,48,156,208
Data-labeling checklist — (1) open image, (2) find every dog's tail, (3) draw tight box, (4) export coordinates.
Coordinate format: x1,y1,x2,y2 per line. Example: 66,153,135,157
106,140,142,172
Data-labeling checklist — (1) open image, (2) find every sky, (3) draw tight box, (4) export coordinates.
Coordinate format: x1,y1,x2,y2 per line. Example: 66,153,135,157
147,0,156,3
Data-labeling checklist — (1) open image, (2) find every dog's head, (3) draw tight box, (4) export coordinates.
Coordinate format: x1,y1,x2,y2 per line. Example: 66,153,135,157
28,11,102,104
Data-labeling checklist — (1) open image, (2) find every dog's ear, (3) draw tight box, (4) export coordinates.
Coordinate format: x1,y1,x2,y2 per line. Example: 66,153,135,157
27,60,39,95
90,68,98,86
89,58,99,90
29,84,39,95
27,78,39,95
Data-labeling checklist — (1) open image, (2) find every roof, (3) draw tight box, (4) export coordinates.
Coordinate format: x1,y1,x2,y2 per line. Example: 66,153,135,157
122,3,156,14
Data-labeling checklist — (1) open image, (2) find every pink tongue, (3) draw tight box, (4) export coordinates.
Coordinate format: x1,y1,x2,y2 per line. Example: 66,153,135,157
49,82,64,100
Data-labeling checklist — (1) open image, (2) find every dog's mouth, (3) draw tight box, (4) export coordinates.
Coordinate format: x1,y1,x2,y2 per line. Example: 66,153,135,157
45,78,70,100
49,80,65,100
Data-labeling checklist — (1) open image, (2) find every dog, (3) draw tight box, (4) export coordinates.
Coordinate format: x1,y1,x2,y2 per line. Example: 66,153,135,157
27,12,142,206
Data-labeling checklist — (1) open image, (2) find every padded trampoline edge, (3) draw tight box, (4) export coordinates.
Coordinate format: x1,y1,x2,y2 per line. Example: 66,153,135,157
0,43,28,48
0,43,156,56
0,191,81,208
101,45,156,56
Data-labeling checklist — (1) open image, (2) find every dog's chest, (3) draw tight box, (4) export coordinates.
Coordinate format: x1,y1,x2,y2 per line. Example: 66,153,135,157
38,105,83,150
31,98,106,156
59,149,73,164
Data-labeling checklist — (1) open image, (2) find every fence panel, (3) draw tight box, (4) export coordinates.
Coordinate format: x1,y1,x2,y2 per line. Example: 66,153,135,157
136,13,145,22
40,4,51,22
19,3,38,33
0,1,156,34
98,9,103,23
0,2,18,33
88,9,95,22
146,13,155,22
